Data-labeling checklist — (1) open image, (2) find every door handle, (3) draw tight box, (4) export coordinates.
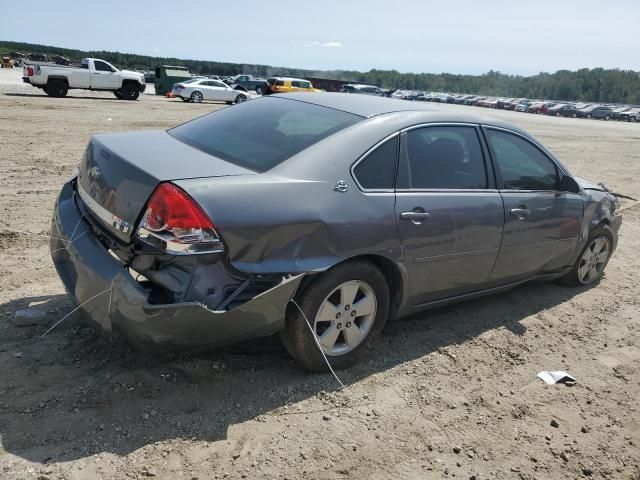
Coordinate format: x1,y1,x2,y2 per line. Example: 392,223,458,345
400,211,431,221
510,207,532,219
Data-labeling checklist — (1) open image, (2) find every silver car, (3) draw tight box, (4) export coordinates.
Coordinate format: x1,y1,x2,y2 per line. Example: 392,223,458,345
172,78,250,104
50,93,621,371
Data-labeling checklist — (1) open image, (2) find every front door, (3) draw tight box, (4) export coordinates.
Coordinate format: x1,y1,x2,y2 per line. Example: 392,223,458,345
92,60,120,89
483,127,583,281
395,125,504,305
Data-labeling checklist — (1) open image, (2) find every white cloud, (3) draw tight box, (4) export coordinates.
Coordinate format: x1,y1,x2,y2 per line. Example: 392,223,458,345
299,40,343,48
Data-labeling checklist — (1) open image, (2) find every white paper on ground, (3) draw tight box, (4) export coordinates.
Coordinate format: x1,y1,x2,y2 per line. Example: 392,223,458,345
537,371,576,385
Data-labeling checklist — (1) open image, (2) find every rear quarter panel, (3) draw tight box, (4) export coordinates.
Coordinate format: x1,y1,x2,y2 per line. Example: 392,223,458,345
174,115,416,275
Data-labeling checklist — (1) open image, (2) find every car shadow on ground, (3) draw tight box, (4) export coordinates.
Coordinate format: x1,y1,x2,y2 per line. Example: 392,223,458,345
0,280,591,463
3,93,124,101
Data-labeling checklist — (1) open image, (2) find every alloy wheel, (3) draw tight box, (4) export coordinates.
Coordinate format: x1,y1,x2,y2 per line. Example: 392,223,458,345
191,91,203,103
313,280,377,356
577,236,610,285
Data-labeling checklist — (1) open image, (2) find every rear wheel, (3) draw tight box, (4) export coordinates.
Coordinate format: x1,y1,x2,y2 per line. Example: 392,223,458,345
604,115,611,121
120,83,140,100
255,85,264,95
559,225,613,286
113,91,123,99
190,91,203,103
234,93,247,104
280,260,390,372
46,79,68,98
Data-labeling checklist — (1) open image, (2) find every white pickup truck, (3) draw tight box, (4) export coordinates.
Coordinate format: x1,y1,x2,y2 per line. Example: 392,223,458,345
23,58,146,100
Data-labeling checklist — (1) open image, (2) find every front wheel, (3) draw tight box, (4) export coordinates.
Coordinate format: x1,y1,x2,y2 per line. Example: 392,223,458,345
559,225,614,286
190,91,203,103
604,115,610,121
255,85,264,95
281,260,390,372
113,91,123,99
120,83,140,100
234,93,247,104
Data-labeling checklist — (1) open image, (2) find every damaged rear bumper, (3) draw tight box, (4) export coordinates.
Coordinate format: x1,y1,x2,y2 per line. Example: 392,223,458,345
50,180,303,350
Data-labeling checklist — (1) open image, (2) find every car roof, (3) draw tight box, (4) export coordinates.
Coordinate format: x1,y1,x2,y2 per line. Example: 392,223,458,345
271,92,511,123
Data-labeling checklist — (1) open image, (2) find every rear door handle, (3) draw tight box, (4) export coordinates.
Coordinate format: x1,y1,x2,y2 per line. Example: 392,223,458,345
510,207,532,219
400,211,431,221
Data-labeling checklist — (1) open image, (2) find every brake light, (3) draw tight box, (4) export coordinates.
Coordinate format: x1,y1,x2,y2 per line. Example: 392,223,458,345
175,84,185,90
26,67,34,76
137,183,223,254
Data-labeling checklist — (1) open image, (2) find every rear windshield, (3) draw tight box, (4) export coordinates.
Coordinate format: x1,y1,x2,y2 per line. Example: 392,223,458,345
168,97,362,172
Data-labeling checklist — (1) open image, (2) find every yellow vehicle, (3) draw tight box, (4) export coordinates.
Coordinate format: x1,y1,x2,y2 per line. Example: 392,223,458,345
266,76,321,94
1,56,14,68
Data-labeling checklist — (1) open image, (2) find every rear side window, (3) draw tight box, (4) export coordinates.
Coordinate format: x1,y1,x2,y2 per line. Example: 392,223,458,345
403,126,487,189
353,136,398,190
169,97,362,172
485,129,559,190
275,79,285,86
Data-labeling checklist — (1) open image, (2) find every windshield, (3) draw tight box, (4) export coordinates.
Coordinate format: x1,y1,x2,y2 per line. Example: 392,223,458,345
169,97,362,172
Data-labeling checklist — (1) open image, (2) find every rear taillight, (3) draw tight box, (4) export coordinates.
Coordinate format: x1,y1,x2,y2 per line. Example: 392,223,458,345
137,183,224,255
26,67,34,76
175,84,185,90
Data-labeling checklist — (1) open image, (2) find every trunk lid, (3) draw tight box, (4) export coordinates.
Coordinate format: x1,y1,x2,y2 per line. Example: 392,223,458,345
77,130,254,242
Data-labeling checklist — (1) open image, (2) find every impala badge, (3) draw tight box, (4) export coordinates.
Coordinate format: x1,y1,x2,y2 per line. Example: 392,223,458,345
334,180,350,193
88,166,102,181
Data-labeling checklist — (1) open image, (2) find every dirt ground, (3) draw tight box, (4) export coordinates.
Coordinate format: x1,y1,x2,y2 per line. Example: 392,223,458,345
1,67,639,480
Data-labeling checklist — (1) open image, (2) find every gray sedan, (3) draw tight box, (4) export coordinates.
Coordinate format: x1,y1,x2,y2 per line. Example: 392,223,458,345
50,93,621,371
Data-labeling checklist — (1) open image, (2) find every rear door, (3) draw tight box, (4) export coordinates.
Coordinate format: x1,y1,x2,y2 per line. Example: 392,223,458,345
483,127,583,282
394,124,504,305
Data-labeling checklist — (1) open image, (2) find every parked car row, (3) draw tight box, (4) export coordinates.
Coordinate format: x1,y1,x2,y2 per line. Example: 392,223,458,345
398,91,640,122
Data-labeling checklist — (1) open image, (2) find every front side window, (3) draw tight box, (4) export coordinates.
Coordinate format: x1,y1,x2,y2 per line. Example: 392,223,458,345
94,61,113,72
485,129,559,190
403,126,487,189
169,97,362,172
353,136,398,189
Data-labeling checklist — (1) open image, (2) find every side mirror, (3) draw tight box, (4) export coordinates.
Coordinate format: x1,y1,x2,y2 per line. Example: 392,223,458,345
560,175,580,194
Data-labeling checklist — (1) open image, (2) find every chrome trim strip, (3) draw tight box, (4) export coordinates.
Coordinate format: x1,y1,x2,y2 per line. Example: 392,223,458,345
77,183,132,235
399,121,480,133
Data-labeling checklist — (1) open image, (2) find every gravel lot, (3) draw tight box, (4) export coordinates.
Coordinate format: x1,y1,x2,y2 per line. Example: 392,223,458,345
1,67,639,479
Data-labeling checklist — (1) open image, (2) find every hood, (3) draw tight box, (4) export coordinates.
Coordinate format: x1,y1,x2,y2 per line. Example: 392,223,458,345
121,69,145,81
574,176,605,191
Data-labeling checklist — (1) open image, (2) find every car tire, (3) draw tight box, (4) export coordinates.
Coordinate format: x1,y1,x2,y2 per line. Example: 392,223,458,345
120,83,140,100
255,85,264,95
556,112,560,117
280,260,390,372
113,91,123,100
587,114,592,119
572,113,577,118
234,94,247,104
46,79,68,98
604,115,610,121
190,91,203,103
558,224,614,287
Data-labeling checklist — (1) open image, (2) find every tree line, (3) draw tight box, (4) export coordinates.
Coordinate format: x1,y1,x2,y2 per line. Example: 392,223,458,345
2,40,639,104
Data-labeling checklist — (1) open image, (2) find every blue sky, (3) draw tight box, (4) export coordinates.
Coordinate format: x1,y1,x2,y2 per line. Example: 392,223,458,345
2,0,638,75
